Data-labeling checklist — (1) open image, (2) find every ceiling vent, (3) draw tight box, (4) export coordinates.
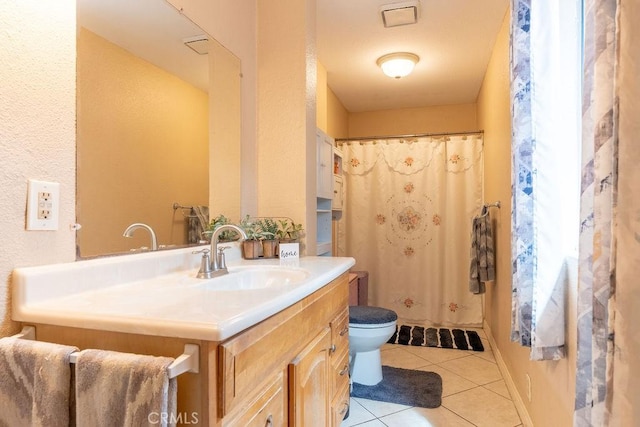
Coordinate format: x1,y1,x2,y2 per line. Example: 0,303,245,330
380,1,419,28
183,35,210,55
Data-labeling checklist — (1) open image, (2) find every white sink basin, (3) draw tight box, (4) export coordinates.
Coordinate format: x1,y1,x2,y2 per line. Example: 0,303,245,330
196,266,310,291
12,244,356,341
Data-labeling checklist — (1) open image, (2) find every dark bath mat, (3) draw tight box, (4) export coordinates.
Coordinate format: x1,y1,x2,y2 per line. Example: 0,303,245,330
351,366,442,408
388,325,485,351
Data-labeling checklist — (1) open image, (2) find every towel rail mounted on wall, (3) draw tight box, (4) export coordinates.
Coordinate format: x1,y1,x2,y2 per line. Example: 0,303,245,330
483,201,501,210
11,326,199,379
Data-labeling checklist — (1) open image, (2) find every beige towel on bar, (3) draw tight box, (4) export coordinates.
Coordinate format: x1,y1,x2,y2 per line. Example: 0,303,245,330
0,337,77,427
75,349,177,427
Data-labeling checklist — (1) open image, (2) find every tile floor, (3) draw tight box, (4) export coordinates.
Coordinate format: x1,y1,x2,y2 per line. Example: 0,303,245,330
341,328,523,427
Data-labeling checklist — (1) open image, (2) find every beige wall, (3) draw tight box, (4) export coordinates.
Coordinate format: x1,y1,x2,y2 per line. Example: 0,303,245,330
348,103,478,137
477,10,576,426
257,0,317,253
209,40,242,222
317,62,349,139
0,0,77,336
77,29,209,256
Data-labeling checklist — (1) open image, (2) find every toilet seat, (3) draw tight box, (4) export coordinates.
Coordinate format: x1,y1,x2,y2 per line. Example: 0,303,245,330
349,305,398,326
349,320,396,330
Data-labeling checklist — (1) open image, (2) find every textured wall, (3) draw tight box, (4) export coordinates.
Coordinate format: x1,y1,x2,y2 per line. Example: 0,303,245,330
257,0,317,253
348,103,478,138
0,0,77,336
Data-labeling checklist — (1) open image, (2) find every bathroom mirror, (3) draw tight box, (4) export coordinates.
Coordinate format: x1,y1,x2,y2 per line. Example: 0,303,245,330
76,0,241,258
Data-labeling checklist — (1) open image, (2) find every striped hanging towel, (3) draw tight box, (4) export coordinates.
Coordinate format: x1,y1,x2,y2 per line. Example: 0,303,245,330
469,208,495,294
188,206,209,244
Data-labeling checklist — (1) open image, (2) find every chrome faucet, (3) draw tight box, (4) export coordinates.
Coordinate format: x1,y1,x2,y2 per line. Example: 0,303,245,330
209,224,247,276
122,223,158,251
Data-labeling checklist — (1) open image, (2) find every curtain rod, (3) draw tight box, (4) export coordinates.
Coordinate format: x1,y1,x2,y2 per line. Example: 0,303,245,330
335,130,483,143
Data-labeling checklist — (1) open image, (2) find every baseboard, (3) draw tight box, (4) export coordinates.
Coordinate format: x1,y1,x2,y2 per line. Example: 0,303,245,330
483,320,534,427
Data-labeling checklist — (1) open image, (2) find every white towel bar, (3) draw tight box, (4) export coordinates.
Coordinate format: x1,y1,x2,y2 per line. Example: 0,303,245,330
11,326,199,379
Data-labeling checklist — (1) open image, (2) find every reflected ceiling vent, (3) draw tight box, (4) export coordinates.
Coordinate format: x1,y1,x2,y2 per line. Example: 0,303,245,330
183,35,209,55
380,1,419,28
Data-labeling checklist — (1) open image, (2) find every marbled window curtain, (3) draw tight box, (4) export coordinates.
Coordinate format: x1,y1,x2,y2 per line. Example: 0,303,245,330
575,0,619,425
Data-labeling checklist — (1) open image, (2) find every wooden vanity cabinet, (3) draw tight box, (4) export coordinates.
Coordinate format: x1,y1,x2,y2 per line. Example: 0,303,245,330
26,272,349,426
217,272,349,426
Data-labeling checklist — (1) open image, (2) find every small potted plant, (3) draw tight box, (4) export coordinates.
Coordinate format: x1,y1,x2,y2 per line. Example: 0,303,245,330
277,219,304,243
239,215,273,259
203,214,239,242
258,218,280,258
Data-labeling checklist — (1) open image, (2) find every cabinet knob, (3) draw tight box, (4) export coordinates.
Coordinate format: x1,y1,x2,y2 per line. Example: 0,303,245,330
339,326,349,336
329,344,336,354
265,414,273,427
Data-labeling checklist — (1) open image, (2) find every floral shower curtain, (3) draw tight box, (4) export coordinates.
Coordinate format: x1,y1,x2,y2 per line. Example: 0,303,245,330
342,135,484,326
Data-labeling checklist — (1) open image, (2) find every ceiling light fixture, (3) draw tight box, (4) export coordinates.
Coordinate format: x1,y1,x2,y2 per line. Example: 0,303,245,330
376,52,419,79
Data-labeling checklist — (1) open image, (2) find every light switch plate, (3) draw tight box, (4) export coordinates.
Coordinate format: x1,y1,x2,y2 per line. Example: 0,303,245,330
26,179,60,231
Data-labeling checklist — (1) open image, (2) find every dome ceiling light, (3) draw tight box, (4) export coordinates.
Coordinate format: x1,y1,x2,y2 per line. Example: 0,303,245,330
376,52,420,79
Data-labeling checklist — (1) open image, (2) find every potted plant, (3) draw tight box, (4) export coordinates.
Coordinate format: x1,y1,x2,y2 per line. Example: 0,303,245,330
239,215,273,259
277,219,304,243
203,214,239,242
258,218,280,258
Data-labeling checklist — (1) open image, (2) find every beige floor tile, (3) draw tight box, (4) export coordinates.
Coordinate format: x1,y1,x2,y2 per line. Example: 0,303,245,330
380,347,432,370
352,420,389,426
415,365,478,397
442,387,522,427
484,379,513,400
341,398,377,426
438,354,503,385
473,347,496,363
378,406,475,427
353,397,411,418
400,344,471,364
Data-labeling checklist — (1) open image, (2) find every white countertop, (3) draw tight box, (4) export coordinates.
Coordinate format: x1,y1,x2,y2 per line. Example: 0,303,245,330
12,245,355,341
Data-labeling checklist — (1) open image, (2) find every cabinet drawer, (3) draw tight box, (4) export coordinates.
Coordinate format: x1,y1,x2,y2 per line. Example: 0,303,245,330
330,380,350,427
331,347,350,396
222,372,286,427
330,307,349,358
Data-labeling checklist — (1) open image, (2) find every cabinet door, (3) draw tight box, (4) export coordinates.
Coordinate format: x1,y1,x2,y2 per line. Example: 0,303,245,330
332,176,344,210
222,372,286,427
288,327,331,427
317,130,334,199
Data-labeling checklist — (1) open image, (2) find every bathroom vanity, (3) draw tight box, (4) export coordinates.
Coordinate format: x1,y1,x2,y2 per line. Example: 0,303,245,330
12,245,354,426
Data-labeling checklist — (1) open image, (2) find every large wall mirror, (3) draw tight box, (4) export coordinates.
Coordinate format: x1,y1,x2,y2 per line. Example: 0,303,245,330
76,0,242,258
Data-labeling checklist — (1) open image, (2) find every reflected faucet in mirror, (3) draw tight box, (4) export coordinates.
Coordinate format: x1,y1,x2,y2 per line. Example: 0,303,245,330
123,223,158,251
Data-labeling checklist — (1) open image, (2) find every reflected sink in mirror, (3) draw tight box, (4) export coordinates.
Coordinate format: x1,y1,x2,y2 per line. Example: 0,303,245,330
192,266,310,291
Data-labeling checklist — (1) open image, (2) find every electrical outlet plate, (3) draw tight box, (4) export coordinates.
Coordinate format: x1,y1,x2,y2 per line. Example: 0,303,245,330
26,179,60,231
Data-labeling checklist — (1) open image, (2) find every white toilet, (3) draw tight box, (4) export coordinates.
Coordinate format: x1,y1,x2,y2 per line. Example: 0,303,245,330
348,305,398,386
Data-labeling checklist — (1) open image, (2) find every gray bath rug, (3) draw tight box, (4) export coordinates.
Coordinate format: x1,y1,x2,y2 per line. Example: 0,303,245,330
387,325,485,352
351,366,442,408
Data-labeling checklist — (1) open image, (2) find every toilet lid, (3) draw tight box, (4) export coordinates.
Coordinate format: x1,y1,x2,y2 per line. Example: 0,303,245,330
349,306,398,325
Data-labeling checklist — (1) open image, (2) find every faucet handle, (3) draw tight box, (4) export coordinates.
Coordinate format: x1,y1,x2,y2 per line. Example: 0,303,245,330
192,249,213,279
217,246,231,270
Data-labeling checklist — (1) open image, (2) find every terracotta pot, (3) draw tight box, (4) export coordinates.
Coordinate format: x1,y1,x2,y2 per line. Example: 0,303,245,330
262,240,278,258
242,240,262,259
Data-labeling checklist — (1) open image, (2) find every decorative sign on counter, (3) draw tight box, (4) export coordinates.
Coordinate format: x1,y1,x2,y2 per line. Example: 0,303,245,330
279,243,300,266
